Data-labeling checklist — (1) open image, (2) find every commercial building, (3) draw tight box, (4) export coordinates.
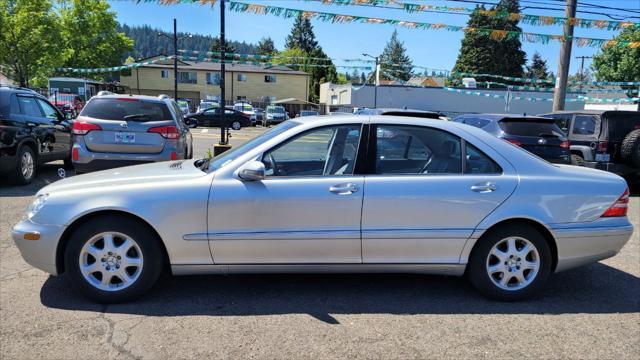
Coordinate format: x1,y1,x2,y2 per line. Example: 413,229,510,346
120,56,310,106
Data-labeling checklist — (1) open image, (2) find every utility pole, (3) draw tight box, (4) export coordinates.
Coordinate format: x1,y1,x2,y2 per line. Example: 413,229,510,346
575,55,592,92
214,0,231,154
552,0,577,111
362,53,379,108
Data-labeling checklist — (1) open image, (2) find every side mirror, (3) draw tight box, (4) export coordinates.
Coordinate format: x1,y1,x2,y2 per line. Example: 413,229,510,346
237,160,265,181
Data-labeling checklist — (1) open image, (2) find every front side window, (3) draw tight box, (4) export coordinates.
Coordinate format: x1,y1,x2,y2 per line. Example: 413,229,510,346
375,125,461,175
36,98,60,121
571,115,597,136
262,125,361,177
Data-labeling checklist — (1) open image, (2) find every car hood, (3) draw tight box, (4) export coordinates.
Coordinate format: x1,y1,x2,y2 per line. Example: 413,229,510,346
38,160,208,195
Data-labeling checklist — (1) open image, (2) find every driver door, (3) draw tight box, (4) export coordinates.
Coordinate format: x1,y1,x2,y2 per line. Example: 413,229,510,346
208,124,365,264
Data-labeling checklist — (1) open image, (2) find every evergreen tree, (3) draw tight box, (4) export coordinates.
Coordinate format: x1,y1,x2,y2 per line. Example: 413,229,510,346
379,30,413,82
525,52,549,80
211,37,235,55
285,15,318,53
453,1,525,78
360,72,366,84
257,37,276,55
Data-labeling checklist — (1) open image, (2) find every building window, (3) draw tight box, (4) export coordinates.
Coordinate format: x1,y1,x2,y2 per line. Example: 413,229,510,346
161,70,169,78
237,74,247,82
206,72,221,85
178,71,197,84
331,95,338,105
237,96,247,101
265,75,276,83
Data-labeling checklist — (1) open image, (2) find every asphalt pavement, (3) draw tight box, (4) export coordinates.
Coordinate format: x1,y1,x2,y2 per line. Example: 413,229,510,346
1,126,638,359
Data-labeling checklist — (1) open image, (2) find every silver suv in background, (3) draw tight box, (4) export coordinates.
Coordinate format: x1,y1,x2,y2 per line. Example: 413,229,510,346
71,94,193,173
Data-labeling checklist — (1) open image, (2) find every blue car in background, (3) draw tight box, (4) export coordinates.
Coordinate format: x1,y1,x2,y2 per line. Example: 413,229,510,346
454,114,571,164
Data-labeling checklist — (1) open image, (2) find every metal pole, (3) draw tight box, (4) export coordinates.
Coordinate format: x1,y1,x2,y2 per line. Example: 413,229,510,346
552,0,577,111
219,0,226,145
173,18,178,101
374,56,379,108
575,55,592,93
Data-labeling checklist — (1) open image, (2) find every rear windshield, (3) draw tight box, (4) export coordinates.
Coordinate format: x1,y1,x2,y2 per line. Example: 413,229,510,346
80,98,172,121
499,119,564,137
606,112,640,140
267,107,284,113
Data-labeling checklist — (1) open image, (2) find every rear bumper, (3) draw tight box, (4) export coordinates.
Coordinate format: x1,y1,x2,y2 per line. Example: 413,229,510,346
72,138,179,173
583,161,640,176
551,218,634,272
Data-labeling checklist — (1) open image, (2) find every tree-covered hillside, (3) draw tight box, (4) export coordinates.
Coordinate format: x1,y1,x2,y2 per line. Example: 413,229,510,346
118,24,258,60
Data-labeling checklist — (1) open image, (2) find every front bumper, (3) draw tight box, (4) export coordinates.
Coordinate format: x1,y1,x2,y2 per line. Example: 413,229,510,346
552,218,634,272
12,219,66,275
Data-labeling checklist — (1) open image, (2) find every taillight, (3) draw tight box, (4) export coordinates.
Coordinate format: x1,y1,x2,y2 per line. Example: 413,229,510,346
170,151,177,160
597,141,608,152
148,125,179,139
504,138,522,146
560,140,570,149
72,121,102,135
72,147,79,161
601,188,630,217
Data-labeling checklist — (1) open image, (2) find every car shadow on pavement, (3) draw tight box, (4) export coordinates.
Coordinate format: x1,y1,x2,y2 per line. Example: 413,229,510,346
40,262,639,323
0,163,70,197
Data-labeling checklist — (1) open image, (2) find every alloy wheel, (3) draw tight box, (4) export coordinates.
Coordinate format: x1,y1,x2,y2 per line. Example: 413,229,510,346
79,232,144,292
485,236,540,291
231,121,241,130
21,151,34,180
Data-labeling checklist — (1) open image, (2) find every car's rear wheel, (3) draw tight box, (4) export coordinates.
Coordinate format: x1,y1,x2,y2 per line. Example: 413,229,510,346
467,224,552,301
64,215,164,303
11,145,36,185
231,121,242,130
571,154,584,166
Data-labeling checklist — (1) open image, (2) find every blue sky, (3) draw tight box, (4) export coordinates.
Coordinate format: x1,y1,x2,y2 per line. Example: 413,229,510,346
108,0,639,75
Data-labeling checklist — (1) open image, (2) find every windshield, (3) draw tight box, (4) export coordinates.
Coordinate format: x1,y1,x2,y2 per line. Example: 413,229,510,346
499,119,564,138
205,121,299,172
177,100,188,107
79,98,172,121
267,106,284,113
200,102,217,110
236,104,253,111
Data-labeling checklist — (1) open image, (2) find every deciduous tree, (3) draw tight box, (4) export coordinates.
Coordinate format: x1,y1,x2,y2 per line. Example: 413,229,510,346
592,27,640,82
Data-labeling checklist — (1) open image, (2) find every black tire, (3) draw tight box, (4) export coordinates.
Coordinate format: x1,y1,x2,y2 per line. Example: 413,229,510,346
10,145,36,185
467,223,552,301
63,155,74,170
621,129,640,168
571,154,585,166
64,215,164,303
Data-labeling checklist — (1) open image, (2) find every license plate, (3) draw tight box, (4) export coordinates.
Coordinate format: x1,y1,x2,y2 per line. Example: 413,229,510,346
115,132,135,143
595,153,610,162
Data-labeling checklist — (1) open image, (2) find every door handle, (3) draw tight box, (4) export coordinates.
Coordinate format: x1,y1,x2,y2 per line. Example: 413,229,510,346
471,182,497,193
329,183,359,195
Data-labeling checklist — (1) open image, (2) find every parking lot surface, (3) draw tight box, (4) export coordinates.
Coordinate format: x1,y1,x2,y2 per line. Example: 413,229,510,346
1,126,639,359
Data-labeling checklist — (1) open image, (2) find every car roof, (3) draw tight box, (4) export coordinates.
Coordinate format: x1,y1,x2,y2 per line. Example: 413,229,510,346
455,113,554,122
541,110,639,116
0,86,45,97
93,94,170,103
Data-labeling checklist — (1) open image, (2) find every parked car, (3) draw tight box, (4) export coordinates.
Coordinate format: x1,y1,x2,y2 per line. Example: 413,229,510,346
48,93,85,118
355,108,444,120
196,101,218,113
71,94,193,173
252,108,264,125
539,110,640,182
298,110,319,117
176,100,190,115
0,86,73,184
12,115,633,303
454,114,570,164
186,107,250,130
264,105,288,126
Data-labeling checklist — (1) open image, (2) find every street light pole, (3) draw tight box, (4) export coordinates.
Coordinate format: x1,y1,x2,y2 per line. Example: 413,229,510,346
575,55,592,92
362,53,379,108
173,18,178,101
219,0,226,145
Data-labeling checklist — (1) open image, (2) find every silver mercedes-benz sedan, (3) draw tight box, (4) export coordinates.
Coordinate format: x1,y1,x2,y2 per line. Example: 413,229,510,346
12,115,633,303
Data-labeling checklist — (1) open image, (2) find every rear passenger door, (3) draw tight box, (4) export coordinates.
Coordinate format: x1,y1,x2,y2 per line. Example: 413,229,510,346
361,124,518,264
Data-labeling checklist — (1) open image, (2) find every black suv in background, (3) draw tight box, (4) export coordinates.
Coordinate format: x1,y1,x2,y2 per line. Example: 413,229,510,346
0,87,73,184
540,110,640,182
453,114,571,164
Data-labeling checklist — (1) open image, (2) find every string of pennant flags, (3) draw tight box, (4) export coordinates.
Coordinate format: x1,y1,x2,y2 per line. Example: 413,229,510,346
444,87,639,103
452,72,640,86
178,55,373,69
306,0,640,31
227,2,640,49
475,81,640,93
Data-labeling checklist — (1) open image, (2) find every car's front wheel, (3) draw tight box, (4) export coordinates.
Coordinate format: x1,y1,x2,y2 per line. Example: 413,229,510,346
467,224,552,301
64,215,164,303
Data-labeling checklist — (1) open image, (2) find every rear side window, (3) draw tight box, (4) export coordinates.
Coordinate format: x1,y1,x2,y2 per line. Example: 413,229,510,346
571,115,597,136
606,113,640,141
499,119,564,137
17,96,42,117
465,143,501,174
80,98,172,122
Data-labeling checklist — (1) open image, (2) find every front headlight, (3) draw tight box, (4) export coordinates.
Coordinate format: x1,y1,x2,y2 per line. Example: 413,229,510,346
26,194,49,219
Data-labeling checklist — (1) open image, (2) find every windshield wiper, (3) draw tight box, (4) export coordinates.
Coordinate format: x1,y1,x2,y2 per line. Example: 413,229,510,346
123,114,151,121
